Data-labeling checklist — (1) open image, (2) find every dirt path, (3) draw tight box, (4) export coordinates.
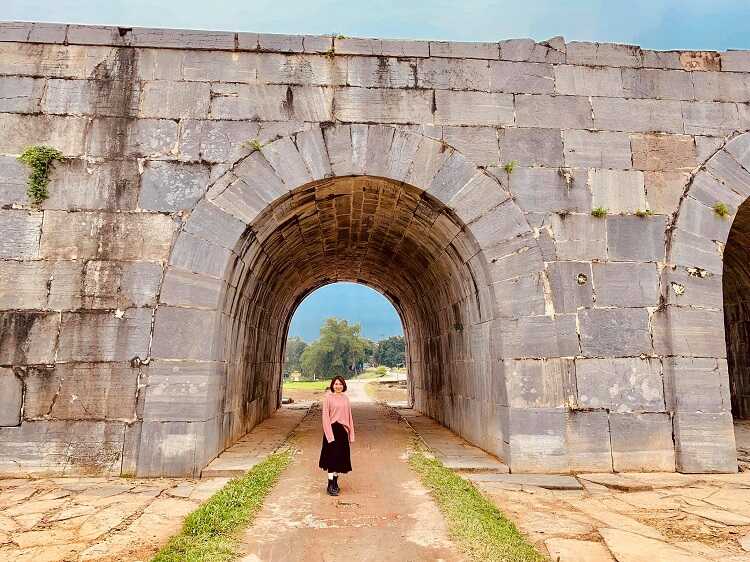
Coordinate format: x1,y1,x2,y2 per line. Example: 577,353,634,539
237,389,464,562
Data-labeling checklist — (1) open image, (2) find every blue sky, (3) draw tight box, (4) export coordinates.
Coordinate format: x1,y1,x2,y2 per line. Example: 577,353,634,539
3,0,750,50
288,283,403,342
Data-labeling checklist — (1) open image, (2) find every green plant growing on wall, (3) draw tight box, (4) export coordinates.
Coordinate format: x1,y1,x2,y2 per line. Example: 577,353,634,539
17,145,64,205
503,160,517,174
591,206,608,218
714,201,731,217
634,208,654,217
242,138,263,152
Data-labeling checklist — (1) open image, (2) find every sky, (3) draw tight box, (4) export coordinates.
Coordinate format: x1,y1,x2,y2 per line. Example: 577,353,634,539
288,283,403,342
3,0,750,50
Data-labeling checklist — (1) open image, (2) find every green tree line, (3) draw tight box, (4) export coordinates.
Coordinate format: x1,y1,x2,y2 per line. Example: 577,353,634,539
283,318,405,379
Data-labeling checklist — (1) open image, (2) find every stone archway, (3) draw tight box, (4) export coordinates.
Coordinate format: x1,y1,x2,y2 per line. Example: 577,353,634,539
663,132,750,472
138,124,542,476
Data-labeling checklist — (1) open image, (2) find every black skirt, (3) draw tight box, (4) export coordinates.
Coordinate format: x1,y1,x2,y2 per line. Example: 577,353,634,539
318,422,352,473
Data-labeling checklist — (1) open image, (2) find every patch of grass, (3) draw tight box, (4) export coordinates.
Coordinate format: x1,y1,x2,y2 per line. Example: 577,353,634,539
152,449,292,562
635,208,653,217
408,446,543,562
282,379,330,390
241,138,263,151
503,160,517,174
591,206,608,218
18,145,64,205
714,201,731,217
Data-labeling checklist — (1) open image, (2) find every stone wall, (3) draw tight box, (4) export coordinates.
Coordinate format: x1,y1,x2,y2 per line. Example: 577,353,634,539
1,20,749,476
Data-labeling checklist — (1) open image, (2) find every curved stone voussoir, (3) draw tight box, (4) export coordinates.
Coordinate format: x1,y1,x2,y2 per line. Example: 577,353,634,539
260,135,313,188
448,171,510,225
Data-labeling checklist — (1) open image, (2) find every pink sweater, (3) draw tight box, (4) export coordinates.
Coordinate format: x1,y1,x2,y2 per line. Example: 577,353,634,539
322,391,355,444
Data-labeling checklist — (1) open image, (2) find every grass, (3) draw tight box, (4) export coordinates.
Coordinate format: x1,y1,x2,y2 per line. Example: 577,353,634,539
408,446,544,562
282,379,330,390
18,145,64,205
151,449,293,562
714,201,731,217
591,206,608,218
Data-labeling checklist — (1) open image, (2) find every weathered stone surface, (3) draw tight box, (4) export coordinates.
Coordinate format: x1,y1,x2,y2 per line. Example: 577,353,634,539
590,169,646,213
601,528,705,562
508,407,569,472
151,307,220,361
57,309,152,362
81,261,163,309
673,412,737,473
23,363,138,420
0,368,23,426
663,357,730,413
441,126,499,167
138,161,210,212
566,41,643,67
0,312,59,365
334,87,430,124
334,37,429,57
499,39,565,64
43,159,140,210
683,101,742,135
576,358,664,412
579,308,652,357
609,413,675,472
563,130,632,169
645,171,688,215
555,65,623,96
508,167,589,213
545,538,615,562
40,211,176,261
652,306,726,357
621,68,694,100
592,98,684,133
498,128,562,167
504,358,575,408
0,210,42,259
631,134,697,170
434,90,514,126
140,80,209,119
592,262,659,307
348,56,414,88
86,117,178,158
566,410,613,472
160,269,223,309
492,274,546,318
417,57,489,90
211,84,333,121
516,94,592,129
143,361,224,422
429,40,499,60
489,61,554,94
606,215,666,261
692,71,750,103
547,261,593,313
549,214,607,261
498,314,579,359
0,76,45,112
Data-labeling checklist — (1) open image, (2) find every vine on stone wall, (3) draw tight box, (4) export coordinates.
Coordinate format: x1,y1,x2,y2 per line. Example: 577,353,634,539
18,145,65,205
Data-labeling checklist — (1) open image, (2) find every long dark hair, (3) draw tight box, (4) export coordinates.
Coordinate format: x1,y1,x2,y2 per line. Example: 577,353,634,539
328,375,347,392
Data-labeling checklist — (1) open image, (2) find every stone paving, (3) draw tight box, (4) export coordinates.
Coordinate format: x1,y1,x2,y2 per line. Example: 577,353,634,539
0,404,309,561
397,406,750,561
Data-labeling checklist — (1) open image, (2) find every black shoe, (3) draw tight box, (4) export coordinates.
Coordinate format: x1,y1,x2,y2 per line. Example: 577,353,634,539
332,475,340,494
326,479,338,496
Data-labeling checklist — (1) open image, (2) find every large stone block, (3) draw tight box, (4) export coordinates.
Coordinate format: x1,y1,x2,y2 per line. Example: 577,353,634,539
489,61,554,94
429,41,499,60
334,37,429,57
621,68,694,100
347,55,414,88
160,268,224,310
492,273,546,318
609,413,675,472
663,266,722,309
515,94,592,129
58,308,152,362
334,87,431,124
0,21,67,43
504,358,575,408
554,65,623,97
151,306,220,361
547,261,593,313
41,78,140,117
590,169,646,213
0,113,88,156
143,361,225,422
434,90,514,126
692,71,750,103
705,149,750,198
508,167,589,213
0,368,23,426
631,133,697,171
497,314,579,359
483,232,544,283
86,117,178,158
138,161,210,212
0,420,125,476
0,154,27,205
211,84,333,121
137,418,222,477
562,130,632,169
676,196,732,241
140,80,210,119
576,357,664,412
0,209,42,259
548,214,606,261
469,199,529,247
663,357,731,413
579,308,652,357
0,312,59,365
0,261,50,310
442,126,500,167
508,407,569,473
652,306,726,358
566,410,613,472
184,199,247,249
81,260,163,309
669,227,723,273
179,119,259,163
23,363,139,420
169,232,233,279
682,101,742,136
40,211,177,261
606,215,666,262
499,39,565,64
498,128,562,167
0,76,45,112
566,41,643,67
721,50,750,72
673,411,737,473
592,262,659,307
417,57,489,90
591,98,684,133
0,43,108,79
43,159,141,210
644,171,688,215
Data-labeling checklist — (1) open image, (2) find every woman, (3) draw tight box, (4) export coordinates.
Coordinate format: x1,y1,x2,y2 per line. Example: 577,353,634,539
318,375,355,496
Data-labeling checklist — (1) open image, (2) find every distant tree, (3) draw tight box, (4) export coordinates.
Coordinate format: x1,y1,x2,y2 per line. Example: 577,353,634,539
374,335,405,368
283,336,307,376
300,318,369,379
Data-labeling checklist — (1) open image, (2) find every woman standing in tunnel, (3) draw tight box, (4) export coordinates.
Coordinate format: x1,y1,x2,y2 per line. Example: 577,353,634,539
319,376,355,496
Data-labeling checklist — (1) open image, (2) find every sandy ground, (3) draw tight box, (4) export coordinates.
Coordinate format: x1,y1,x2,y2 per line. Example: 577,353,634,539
237,380,464,562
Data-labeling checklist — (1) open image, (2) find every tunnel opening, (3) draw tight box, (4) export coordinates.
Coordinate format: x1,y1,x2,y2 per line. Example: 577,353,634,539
217,175,501,457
